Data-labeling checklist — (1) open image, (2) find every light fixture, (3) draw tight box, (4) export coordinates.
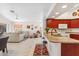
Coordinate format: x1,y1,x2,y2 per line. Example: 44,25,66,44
10,10,15,13
72,9,79,16
56,12,59,15
62,5,67,8
10,10,18,19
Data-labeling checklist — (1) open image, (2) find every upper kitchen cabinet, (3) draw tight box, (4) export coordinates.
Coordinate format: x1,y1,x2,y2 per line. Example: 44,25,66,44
46,18,71,28
46,18,79,28
71,19,79,28
46,18,58,28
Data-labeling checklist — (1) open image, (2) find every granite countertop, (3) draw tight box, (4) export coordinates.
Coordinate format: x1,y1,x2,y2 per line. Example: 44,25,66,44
45,33,79,43
66,32,79,34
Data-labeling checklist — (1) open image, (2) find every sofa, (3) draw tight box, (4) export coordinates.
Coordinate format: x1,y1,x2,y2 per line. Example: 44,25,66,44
6,32,25,43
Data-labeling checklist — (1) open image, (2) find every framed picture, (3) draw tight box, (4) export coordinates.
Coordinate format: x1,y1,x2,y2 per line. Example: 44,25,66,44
35,26,37,29
27,25,30,29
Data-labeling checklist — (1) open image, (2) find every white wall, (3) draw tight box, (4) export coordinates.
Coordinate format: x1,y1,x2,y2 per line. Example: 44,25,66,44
0,15,14,33
14,21,42,30
0,11,44,33
10,17,44,33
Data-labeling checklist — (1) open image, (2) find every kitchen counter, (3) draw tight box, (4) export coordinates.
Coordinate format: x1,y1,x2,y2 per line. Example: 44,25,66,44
66,32,79,34
44,33,79,56
45,33,79,43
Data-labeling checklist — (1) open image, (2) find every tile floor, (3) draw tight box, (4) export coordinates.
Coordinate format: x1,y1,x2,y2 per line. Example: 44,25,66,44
0,38,42,56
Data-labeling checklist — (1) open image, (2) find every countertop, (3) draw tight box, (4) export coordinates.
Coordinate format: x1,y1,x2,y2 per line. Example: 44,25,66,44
45,33,79,43
66,32,79,35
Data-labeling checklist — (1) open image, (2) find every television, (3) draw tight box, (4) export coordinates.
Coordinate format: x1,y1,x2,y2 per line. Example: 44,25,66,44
58,24,68,29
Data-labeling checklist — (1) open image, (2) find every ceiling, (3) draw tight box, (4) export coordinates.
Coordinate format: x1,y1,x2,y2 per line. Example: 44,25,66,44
0,3,53,22
48,3,79,18
0,3,79,22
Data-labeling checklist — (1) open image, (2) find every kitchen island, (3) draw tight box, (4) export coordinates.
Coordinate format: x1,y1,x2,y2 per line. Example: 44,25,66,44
45,33,79,56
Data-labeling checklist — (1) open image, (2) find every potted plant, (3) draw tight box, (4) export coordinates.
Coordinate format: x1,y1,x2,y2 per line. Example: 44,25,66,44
45,27,50,34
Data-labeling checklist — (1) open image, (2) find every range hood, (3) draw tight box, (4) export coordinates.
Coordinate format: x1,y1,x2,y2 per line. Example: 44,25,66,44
58,24,68,29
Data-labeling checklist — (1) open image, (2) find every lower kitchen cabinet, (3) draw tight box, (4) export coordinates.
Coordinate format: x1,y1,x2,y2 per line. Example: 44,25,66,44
50,43,61,56
61,43,79,56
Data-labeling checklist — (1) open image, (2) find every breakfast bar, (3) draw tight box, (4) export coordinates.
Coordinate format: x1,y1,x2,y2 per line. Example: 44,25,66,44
45,33,79,56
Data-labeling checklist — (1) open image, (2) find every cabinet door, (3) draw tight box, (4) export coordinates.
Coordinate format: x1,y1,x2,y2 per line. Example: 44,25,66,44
71,20,79,28
47,19,71,28
61,43,74,56
50,43,61,56
73,44,79,56
47,20,59,28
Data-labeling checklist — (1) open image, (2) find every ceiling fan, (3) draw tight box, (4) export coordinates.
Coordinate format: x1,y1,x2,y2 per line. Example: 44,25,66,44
10,10,18,19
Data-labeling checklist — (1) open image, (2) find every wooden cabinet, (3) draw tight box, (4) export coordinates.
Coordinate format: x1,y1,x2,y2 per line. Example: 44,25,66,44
61,43,74,56
61,43,79,56
74,44,79,56
47,20,57,28
70,34,79,40
46,18,79,28
47,19,71,28
71,20,79,28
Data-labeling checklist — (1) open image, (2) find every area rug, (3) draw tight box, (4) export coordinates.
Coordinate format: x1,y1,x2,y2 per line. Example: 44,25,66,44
33,44,49,56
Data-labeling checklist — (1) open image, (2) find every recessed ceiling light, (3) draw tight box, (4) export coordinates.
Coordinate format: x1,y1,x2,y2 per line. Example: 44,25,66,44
74,4,79,8
56,12,59,15
62,5,67,8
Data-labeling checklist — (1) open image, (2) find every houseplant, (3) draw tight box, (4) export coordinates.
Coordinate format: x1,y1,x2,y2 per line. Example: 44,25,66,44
45,27,50,34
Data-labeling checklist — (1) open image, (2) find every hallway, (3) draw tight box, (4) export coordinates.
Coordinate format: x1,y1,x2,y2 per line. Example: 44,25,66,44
0,38,42,56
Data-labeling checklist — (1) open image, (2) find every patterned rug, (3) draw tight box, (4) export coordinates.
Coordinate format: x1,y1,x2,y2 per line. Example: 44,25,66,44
33,44,49,56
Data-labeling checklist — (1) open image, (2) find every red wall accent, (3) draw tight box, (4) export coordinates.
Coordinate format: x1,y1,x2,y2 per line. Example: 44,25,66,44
46,18,79,28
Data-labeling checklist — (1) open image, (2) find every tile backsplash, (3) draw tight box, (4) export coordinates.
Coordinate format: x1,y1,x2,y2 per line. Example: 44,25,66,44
56,28,79,33
70,28,79,32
